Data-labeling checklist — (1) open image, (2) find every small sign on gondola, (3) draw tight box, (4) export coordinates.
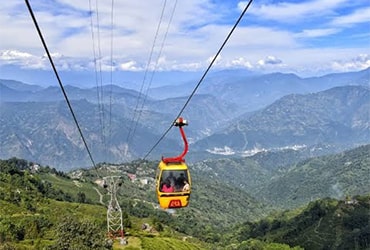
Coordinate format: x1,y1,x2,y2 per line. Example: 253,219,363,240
169,199,182,208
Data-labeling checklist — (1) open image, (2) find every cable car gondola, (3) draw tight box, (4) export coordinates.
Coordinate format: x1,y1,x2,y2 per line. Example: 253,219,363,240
155,117,191,209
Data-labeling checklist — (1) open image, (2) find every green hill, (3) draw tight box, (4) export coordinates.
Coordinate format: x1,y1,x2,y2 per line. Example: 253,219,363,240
0,158,212,249
69,160,267,238
0,157,298,250
230,195,370,250
0,158,267,249
192,144,370,210
1,154,368,249
257,144,370,209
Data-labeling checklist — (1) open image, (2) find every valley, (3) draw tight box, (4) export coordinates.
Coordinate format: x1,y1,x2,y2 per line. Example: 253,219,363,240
0,68,369,249
1,68,369,170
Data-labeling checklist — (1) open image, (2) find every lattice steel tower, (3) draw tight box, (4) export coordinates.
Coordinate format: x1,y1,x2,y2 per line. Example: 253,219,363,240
104,176,126,244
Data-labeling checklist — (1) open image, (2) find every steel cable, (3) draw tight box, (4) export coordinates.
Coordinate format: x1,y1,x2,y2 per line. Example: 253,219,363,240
143,0,254,159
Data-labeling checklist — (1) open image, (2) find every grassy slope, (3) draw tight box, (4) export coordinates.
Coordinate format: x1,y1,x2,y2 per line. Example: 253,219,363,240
0,198,210,250
231,194,370,250
2,146,369,250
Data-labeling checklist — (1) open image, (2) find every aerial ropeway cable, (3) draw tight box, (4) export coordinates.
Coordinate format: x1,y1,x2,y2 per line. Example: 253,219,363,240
129,0,178,143
152,0,253,209
89,0,110,162
126,0,174,145
25,0,254,166
108,0,115,151
144,0,254,160
25,0,256,217
25,0,101,178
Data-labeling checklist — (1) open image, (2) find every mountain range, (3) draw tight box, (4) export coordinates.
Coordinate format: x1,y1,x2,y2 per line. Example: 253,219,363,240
149,67,370,111
194,85,370,155
1,68,369,170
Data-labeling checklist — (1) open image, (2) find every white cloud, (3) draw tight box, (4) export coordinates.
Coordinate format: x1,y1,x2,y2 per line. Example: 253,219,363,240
0,50,47,69
0,50,33,60
119,61,142,71
331,54,370,72
0,0,369,77
244,0,347,22
255,56,287,73
0,49,93,71
228,57,253,69
170,62,203,71
207,54,222,65
45,53,63,59
257,56,283,66
295,28,340,38
331,6,370,26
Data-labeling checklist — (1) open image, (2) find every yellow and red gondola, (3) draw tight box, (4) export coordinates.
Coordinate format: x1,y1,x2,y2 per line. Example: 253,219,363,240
155,117,191,209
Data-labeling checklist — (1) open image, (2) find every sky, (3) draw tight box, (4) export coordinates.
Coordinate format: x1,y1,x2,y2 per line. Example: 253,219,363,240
0,0,369,87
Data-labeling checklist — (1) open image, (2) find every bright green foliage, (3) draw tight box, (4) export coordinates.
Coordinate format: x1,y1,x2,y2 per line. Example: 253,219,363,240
1,152,369,250
0,158,109,248
225,239,303,250
230,195,370,250
257,144,370,209
193,144,370,211
46,216,112,250
141,237,204,250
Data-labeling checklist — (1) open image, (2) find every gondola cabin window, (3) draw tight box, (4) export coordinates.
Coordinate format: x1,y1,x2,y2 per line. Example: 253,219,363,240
160,170,190,192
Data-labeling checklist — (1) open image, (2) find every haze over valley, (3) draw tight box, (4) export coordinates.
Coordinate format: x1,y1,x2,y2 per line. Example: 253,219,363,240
1,68,369,170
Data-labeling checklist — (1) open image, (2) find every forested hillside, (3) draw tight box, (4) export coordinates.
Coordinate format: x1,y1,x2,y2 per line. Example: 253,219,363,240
1,156,369,249
230,196,370,250
0,158,214,249
71,160,267,232
193,144,370,210
257,144,370,208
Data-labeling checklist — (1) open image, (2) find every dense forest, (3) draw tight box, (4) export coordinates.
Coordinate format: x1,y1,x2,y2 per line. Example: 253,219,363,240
0,157,369,249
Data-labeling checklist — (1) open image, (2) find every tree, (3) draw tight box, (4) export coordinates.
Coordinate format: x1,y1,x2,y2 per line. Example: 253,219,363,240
47,216,112,250
151,217,163,232
122,211,132,228
77,192,87,203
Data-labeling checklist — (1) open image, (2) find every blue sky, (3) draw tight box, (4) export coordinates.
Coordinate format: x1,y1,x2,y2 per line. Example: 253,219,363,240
0,0,369,87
